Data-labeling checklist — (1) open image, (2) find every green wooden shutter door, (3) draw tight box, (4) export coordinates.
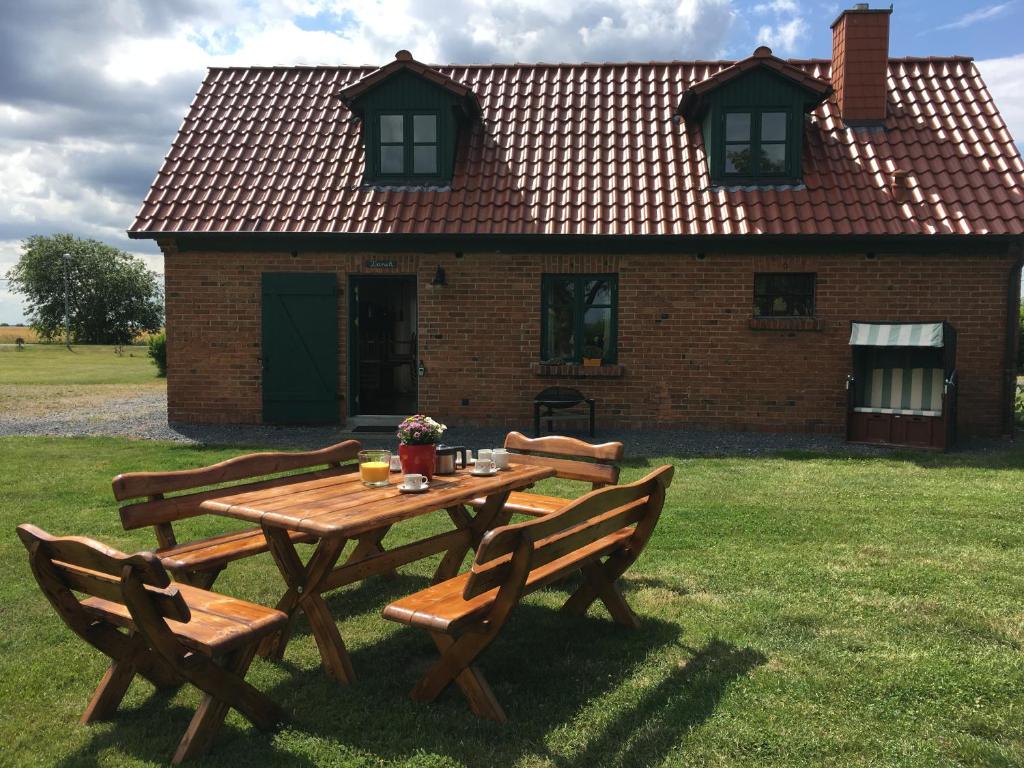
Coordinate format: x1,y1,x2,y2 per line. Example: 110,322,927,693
262,273,339,424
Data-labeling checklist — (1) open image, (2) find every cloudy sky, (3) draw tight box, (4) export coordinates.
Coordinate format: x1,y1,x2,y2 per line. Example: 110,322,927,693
1,0,1022,323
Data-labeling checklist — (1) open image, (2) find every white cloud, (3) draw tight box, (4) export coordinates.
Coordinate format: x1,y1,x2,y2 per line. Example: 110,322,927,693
753,0,798,13
0,0,740,323
755,16,807,54
935,3,1012,31
977,54,1024,146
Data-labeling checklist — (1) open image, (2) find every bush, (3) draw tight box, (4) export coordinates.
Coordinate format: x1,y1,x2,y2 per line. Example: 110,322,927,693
147,332,167,377
1018,304,1023,372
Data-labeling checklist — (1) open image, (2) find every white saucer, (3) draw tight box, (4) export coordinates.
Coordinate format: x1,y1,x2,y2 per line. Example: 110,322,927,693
470,468,498,477
398,483,429,493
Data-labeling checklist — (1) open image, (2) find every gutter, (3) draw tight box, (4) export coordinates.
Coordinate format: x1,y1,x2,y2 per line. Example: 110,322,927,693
1006,239,1024,437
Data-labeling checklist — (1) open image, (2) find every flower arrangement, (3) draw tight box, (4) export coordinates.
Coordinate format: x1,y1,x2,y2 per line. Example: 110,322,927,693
396,414,447,445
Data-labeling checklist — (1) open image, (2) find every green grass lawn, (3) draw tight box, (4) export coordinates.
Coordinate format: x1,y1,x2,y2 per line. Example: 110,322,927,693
0,344,158,386
1,437,1022,767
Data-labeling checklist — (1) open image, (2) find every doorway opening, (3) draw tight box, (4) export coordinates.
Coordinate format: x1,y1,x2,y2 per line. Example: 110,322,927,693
349,276,417,418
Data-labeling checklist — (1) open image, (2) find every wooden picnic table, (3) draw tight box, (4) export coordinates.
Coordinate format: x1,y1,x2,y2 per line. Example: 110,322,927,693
199,462,555,684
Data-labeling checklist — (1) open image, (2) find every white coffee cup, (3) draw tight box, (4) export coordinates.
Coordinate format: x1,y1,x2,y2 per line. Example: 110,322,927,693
492,449,510,470
403,473,427,490
477,449,493,464
474,458,494,474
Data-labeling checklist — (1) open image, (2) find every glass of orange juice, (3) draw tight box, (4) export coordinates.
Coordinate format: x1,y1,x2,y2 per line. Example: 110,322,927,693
358,450,392,487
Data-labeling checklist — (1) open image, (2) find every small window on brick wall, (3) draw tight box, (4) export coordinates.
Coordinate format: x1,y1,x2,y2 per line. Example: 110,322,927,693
541,274,618,364
753,272,816,317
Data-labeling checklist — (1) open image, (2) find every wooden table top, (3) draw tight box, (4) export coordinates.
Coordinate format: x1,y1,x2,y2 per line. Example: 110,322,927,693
199,463,555,538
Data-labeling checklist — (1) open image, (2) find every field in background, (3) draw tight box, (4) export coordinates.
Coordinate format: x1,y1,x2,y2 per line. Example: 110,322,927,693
0,325,161,345
0,343,158,386
0,343,164,419
0,325,38,343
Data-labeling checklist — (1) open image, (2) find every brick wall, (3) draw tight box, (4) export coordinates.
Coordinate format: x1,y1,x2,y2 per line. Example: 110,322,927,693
830,8,891,124
160,241,1017,437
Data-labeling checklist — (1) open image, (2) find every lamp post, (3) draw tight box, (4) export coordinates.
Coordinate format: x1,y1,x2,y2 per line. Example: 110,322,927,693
62,252,71,350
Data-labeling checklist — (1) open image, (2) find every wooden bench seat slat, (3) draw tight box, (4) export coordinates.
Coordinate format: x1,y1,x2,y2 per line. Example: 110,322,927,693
464,499,647,598
382,529,633,633
156,528,313,572
82,584,286,654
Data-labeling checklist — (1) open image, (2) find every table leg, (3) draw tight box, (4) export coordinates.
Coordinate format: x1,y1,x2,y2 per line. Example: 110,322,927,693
467,489,514,546
344,526,397,581
261,527,355,684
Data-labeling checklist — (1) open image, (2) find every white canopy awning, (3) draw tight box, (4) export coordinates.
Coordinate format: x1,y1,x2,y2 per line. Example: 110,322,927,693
849,322,944,348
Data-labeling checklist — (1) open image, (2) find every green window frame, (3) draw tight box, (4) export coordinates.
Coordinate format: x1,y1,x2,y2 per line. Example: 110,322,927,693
753,272,816,317
541,274,618,364
374,111,440,180
722,108,792,180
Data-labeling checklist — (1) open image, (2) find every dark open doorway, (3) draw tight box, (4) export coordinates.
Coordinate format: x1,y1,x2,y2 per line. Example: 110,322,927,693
349,276,417,417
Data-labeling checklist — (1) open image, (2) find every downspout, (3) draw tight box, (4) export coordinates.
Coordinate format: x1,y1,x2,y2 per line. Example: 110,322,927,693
1005,239,1023,438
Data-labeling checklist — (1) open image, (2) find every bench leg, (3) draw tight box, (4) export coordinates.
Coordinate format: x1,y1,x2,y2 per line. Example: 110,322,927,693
80,630,181,723
561,555,640,629
410,630,506,722
172,642,281,765
81,656,138,724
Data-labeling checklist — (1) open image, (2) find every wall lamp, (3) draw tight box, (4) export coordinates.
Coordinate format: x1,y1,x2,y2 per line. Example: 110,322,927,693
430,265,447,287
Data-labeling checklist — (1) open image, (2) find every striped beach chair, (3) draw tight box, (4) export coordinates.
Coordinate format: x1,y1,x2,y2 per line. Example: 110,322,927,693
854,367,946,416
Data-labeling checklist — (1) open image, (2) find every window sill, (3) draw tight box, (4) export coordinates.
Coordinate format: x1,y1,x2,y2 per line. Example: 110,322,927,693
533,363,625,379
748,317,823,331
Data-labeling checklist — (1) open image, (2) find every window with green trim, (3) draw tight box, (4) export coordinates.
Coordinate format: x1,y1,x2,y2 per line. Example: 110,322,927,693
376,112,439,178
723,109,790,178
541,274,618,364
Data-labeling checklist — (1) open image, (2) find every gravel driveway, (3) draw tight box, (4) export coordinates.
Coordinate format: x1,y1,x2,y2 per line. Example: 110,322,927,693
4,385,1011,456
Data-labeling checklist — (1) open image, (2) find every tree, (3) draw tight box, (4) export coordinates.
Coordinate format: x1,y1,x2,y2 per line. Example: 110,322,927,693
5,234,164,345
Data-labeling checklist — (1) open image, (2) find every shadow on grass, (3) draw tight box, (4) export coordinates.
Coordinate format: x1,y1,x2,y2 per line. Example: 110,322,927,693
50,568,762,768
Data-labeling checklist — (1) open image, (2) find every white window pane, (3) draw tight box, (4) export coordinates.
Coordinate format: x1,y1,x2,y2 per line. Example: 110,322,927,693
761,144,787,172
380,114,403,142
761,112,787,141
380,145,404,173
725,112,751,141
413,145,437,174
413,114,436,142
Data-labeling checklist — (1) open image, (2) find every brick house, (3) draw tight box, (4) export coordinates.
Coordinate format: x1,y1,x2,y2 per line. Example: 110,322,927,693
130,5,1024,445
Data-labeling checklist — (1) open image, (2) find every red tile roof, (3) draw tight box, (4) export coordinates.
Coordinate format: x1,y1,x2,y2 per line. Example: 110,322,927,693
130,56,1024,238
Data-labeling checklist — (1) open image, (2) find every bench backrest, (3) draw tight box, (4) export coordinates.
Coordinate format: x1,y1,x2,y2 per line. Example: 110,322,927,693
111,441,362,544
503,431,624,488
464,464,674,600
16,524,191,625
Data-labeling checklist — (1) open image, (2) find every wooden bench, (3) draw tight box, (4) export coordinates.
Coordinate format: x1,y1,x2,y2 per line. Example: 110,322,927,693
383,463,674,721
469,432,624,518
16,524,286,764
111,441,361,589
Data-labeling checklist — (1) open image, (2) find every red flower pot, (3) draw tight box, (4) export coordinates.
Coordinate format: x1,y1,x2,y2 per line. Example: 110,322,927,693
398,443,437,480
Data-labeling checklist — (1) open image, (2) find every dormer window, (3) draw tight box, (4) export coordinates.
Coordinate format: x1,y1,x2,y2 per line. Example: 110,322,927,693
378,113,439,176
676,46,831,187
723,109,790,178
339,50,481,187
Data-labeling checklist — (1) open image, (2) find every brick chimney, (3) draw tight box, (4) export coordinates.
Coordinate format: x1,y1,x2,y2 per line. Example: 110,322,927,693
830,4,893,125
